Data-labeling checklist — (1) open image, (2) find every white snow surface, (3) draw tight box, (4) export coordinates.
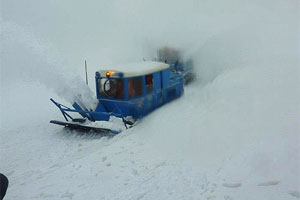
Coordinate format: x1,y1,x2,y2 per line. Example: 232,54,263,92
98,61,170,78
1,64,299,200
1,0,299,199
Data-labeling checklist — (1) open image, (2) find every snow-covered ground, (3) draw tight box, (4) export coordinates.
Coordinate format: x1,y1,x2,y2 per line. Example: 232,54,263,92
1,0,299,199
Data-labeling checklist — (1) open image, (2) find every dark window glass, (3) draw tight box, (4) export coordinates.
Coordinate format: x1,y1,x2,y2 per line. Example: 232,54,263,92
128,77,143,98
98,78,124,98
145,74,153,93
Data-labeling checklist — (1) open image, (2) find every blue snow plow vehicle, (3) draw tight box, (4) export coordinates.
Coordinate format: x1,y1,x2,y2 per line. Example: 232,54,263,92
50,48,194,134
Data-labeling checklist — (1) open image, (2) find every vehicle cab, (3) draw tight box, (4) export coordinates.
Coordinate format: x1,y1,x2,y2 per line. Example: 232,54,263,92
94,61,184,120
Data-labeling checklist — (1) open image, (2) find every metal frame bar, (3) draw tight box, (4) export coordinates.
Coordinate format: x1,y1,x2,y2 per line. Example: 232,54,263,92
50,98,125,124
50,98,74,121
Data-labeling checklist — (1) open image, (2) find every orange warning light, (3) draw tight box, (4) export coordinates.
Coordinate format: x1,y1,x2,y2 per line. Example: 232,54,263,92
106,71,115,77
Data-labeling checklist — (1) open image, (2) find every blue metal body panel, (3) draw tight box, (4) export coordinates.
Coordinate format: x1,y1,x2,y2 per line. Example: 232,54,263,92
92,68,183,120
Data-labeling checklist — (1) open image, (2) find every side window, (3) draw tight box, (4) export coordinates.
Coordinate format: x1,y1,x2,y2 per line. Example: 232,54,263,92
128,77,143,98
145,74,153,93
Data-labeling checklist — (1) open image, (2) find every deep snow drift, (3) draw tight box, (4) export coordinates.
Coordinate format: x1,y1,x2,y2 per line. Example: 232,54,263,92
1,0,299,199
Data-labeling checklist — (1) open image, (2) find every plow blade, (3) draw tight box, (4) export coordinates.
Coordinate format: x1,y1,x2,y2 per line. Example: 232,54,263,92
50,120,120,134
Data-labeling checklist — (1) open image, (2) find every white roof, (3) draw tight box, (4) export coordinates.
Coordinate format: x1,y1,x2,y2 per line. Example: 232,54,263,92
98,61,170,78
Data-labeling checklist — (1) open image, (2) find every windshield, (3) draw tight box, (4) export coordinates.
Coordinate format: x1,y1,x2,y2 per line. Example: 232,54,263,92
98,78,124,98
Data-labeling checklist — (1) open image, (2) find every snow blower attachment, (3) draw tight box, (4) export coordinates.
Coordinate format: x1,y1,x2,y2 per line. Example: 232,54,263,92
50,48,194,134
50,98,128,134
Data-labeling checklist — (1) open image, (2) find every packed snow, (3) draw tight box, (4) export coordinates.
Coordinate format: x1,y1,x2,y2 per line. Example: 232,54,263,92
0,0,299,199
98,61,170,78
